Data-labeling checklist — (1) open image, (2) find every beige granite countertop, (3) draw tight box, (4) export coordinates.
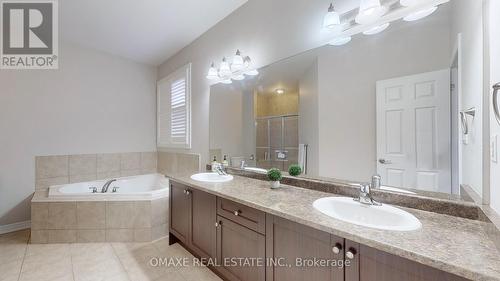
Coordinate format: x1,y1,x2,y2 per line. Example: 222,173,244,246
167,172,500,281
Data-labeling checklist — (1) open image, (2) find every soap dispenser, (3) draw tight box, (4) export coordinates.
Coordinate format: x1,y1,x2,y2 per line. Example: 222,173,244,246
222,155,229,168
211,156,218,172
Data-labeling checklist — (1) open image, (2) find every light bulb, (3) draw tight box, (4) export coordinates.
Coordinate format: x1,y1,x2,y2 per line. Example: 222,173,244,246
403,6,438,21
206,62,219,80
363,23,390,35
323,3,342,32
355,0,387,24
231,50,244,71
219,57,231,77
275,89,285,95
328,36,351,46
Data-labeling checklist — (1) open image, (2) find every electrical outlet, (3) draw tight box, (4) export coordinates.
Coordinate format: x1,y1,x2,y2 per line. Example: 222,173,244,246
492,135,498,163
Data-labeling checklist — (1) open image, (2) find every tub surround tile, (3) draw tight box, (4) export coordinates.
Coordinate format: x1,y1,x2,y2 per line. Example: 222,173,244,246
69,154,97,176
97,171,121,180
120,169,142,177
177,153,199,173
134,201,152,228
97,153,121,173
69,174,97,184
47,230,77,243
152,197,168,226
36,156,69,179
29,230,48,244
106,202,136,229
31,203,48,230
158,151,199,174
76,202,105,229
48,202,77,229
152,224,168,241
120,152,141,171
35,177,69,190
134,228,152,242
141,152,157,172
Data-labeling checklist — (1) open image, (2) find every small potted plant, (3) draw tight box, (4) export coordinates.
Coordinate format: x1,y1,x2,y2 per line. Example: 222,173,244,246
288,164,302,177
267,168,283,189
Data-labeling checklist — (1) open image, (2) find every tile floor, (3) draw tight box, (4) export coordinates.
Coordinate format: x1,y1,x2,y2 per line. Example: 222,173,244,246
0,230,222,281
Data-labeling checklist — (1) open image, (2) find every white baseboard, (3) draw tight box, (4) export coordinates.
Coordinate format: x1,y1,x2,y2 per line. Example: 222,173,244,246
0,220,31,235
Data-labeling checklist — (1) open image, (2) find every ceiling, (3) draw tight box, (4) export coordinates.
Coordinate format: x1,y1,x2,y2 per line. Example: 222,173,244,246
60,0,247,65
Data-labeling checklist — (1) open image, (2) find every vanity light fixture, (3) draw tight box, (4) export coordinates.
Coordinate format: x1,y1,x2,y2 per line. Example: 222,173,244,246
206,51,259,84
363,22,390,35
275,89,285,95
328,36,352,46
400,0,438,22
323,3,343,33
403,6,438,21
355,0,388,25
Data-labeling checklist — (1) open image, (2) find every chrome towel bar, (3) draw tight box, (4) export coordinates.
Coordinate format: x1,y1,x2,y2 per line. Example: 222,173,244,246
493,83,500,126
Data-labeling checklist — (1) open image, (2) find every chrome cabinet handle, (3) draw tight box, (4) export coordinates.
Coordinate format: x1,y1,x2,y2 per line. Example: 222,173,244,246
185,190,191,195
493,83,500,126
332,243,342,254
233,210,240,216
215,221,221,227
346,249,356,260
378,158,392,164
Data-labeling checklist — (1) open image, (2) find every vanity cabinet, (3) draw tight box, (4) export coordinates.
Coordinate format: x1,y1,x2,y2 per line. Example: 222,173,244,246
169,180,471,281
169,182,217,259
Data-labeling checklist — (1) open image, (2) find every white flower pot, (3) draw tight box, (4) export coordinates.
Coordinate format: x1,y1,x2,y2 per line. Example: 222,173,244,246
271,181,281,189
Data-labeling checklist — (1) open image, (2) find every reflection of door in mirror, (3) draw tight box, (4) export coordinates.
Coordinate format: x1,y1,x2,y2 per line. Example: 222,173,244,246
376,69,452,193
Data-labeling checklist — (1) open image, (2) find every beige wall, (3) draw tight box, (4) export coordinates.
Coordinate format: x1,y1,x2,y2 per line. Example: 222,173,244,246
157,0,335,167
0,41,157,227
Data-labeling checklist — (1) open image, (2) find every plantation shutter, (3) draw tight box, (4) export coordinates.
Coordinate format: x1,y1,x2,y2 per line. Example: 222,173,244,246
157,63,191,148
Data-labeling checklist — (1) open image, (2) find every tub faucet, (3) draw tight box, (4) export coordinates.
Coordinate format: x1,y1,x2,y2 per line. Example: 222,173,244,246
101,179,117,193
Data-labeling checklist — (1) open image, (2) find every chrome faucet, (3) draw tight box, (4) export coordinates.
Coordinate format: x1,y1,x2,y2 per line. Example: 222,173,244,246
355,182,381,206
240,160,246,169
371,174,381,189
101,179,117,193
213,164,227,176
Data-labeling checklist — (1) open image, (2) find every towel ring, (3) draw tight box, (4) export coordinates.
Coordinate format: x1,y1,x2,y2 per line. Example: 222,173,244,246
493,83,500,126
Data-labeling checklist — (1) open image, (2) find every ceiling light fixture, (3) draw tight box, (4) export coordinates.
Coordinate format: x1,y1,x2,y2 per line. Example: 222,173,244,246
275,89,285,95
403,6,438,21
206,51,258,84
355,0,388,25
362,22,390,35
328,36,352,46
323,3,343,33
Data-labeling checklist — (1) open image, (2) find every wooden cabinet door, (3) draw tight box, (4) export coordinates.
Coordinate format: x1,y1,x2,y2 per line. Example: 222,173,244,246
344,240,360,281
358,244,470,281
265,214,344,281
190,189,217,260
216,216,266,281
169,181,191,244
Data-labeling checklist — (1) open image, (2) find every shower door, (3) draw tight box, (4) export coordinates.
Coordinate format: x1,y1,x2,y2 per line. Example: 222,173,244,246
255,115,298,171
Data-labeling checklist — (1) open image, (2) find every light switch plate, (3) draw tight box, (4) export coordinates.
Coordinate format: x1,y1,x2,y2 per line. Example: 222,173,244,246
492,135,498,163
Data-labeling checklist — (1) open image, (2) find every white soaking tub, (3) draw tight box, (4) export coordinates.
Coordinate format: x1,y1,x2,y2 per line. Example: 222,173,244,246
48,173,169,200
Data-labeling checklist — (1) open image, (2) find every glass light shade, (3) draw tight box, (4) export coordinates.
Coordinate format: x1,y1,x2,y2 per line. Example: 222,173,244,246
245,69,259,76
400,0,418,7
323,4,341,30
219,57,231,77
275,89,285,95
206,63,219,80
221,79,232,84
363,22,390,35
232,74,245,81
403,6,437,21
355,0,387,24
328,36,351,46
231,50,244,71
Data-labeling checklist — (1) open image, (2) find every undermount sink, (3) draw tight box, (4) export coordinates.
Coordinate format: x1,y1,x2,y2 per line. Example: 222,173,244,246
313,197,421,231
190,172,233,183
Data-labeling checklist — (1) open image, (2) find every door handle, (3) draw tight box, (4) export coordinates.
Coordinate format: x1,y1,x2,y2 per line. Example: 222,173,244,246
493,83,500,126
378,159,392,164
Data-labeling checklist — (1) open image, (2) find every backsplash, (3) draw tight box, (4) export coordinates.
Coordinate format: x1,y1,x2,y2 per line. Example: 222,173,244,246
35,152,158,190
157,151,200,175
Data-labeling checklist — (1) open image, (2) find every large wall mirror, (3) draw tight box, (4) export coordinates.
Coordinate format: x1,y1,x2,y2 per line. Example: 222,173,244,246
209,1,484,200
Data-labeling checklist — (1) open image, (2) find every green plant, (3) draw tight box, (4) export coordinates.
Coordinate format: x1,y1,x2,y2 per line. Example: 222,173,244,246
288,164,302,176
267,168,282,182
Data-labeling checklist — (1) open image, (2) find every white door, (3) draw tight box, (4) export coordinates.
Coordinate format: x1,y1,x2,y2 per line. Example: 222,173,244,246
376,69,451,193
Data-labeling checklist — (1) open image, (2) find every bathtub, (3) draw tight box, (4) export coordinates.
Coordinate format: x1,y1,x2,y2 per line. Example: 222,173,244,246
48,173,169,200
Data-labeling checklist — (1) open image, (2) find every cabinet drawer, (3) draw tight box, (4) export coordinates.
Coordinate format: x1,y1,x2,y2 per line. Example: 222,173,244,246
217,197,266,234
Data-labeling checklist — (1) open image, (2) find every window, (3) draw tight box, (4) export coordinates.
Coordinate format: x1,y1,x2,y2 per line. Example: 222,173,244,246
157,63,191,148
